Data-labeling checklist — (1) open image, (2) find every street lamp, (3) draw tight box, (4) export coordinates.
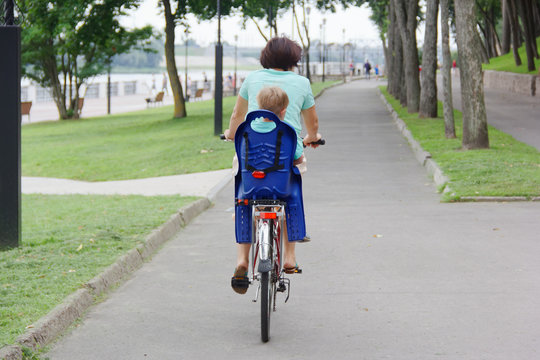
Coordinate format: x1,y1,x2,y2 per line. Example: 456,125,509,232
184,27,189,101
0,0,21,248
322,18,326,82
214,0,223,136
234,34,238,96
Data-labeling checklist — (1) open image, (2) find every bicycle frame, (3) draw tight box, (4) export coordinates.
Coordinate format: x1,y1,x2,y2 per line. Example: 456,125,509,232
249,200,289,306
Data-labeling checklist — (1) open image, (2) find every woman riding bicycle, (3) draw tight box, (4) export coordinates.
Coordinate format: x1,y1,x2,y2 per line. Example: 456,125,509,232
224,36,322,293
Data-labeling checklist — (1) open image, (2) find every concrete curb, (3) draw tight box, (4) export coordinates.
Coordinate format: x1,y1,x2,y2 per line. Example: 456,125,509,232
377,88,537,202
0,179,231,359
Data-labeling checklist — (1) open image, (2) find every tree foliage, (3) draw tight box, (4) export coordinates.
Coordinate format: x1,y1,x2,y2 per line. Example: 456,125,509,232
19,0,154,119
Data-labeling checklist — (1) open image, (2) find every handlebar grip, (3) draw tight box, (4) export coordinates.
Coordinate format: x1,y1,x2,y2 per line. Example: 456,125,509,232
303,138,326,148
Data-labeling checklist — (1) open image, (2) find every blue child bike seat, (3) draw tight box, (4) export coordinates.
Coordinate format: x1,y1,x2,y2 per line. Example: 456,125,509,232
234,110,306,243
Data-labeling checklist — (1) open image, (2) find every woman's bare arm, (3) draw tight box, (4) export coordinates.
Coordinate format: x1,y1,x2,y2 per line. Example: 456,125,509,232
301,106,322,147
224,96,249,140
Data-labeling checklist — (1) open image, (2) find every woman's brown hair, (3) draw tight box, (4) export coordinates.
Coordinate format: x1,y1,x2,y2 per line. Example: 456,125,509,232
260,37,302,71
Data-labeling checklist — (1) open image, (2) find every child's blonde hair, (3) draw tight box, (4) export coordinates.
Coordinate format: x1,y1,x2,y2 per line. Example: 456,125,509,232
256,86,289,118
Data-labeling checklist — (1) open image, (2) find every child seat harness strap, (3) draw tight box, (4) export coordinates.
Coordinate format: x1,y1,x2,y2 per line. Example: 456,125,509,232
243,131,285,174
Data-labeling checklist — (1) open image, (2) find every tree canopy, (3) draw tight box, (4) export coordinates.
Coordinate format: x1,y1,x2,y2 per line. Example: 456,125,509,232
20,0,154,119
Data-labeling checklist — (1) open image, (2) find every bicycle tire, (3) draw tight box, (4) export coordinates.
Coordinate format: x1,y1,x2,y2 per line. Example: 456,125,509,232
260,270,273,342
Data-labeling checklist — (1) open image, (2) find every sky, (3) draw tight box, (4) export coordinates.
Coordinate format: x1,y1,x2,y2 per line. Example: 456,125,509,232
119,0,383,48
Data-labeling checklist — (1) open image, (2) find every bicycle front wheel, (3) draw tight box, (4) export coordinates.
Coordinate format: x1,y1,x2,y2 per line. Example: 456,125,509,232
260,270,273,342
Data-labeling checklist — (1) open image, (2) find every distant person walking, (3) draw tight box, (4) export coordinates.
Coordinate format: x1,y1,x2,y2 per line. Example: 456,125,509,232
374,64,379,81
349,62,355,80
364,60,371,80
161,73,168,94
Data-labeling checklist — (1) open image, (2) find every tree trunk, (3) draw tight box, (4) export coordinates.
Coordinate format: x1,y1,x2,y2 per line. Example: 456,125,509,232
387,0,397,96
43,47,68,119
518,0,539,67
501,0,511,54
419,0,439,118
163,0,187,118
455,0,489,149
507,0,523,66
441,0,456,138
392,9,405,101
394,0,420,113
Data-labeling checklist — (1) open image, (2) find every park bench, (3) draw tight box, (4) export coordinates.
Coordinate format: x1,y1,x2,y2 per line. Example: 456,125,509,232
21,101,32,122
145,91,164,107
194,88,204,101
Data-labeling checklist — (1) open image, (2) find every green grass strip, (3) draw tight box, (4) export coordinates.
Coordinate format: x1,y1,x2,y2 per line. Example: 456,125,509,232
0,194,197,347
483,37,540,74
22,81,339,182
380,87,540,201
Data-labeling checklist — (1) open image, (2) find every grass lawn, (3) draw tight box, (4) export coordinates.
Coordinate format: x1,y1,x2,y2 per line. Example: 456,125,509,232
1,194,197,348
380,87,540,201
22,81,339,182
483,37,540,74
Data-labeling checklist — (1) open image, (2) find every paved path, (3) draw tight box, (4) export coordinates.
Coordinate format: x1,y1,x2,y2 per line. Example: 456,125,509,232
438,74,540,151
46,80,540,359
22,170,231,197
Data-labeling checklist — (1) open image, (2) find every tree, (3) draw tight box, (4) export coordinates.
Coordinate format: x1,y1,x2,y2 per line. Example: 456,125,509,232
419,0,438,118
517,0,539,71
455,0,489,149
393,0,420,113
504,0,523,66
440,0,456,138
237,0,289,41
292,0,313,82
160,0,236,118
20,0,153,120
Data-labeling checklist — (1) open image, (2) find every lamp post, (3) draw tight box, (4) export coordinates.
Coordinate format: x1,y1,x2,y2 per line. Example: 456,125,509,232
305,6,311,80
184,27,189,101
234,34,238,96
0,0,21,248
322,18,326,82
214,0,223,136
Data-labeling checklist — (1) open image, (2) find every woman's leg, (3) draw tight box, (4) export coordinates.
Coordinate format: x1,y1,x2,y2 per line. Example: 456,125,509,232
236,243,250,270
282,221,297,269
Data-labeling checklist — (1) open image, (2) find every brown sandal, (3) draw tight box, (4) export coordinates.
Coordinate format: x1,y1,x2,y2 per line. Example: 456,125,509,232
231,267,249,294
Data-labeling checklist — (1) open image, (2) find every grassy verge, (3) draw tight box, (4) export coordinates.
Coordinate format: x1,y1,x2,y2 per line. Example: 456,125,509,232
22,98,238,181
22,81,338,182
380,87,540,201
483,37,540,74
311,80,341,97
1,194,197,347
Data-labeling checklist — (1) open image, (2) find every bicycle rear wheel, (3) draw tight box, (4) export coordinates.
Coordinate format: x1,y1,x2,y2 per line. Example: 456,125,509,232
260,270,273,342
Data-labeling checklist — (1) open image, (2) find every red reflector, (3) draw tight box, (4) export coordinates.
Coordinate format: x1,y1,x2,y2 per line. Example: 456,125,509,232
260,212,277,219
252,171,266,179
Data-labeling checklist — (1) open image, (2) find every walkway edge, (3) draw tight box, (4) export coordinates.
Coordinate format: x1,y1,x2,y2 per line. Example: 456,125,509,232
0,178,231,359
377,88,538,203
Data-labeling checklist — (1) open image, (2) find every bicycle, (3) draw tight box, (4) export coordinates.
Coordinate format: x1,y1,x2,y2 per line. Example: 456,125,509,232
223,110,324,342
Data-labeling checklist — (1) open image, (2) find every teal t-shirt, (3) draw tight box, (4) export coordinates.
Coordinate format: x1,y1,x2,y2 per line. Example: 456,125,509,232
239,69,315,159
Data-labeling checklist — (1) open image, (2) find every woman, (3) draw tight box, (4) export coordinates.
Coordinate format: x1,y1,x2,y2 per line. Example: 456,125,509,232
224,36,322,294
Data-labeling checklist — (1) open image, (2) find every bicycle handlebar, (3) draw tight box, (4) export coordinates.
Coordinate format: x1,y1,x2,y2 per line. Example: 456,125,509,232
220,134,325,147
303,138,325,148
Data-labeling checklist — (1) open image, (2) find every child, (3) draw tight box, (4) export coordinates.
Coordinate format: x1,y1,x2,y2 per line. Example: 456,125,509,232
232,86,306,175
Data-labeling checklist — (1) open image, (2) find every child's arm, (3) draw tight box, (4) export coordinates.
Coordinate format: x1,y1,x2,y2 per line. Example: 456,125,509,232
224,96,249,140
301,106,322,147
